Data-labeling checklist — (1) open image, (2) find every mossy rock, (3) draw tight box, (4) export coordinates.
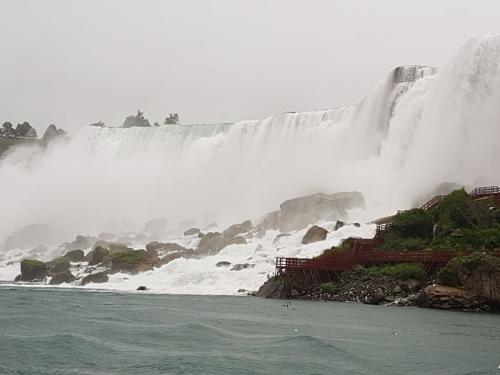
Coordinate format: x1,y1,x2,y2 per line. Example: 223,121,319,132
46,257,71,274
85,246,110,266
20,259,48,281
111,250,154,274
49,271,76,285
81,271,109,285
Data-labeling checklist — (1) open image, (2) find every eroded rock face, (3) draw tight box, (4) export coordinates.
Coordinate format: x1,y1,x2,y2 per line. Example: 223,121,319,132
302,225,328,244
416,285,489,311
197,232,247,255
260,192,365,232
438,253,500,303
256,276,290,299
223,220,252,238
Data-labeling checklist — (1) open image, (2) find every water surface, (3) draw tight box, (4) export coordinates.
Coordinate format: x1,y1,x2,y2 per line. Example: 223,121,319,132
1,287,499,374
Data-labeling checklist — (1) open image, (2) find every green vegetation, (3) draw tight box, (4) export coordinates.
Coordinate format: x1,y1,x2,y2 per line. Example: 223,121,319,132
381,189,500,251
319,282,337,294
123,110,151,128
365,263,426,281
164,113,179,125
111,250,145,266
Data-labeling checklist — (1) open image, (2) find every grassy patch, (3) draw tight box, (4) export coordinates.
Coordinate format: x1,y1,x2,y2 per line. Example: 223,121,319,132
366,263,426,281
319,282,337,294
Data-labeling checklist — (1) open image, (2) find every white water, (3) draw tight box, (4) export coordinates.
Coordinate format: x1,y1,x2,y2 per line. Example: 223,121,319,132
1,35,500,293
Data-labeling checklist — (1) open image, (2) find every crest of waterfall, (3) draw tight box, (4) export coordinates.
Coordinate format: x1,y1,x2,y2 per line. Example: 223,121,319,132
0,35,499,245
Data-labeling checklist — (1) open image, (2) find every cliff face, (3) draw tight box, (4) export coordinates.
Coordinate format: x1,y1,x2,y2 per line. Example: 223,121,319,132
456,254,500,302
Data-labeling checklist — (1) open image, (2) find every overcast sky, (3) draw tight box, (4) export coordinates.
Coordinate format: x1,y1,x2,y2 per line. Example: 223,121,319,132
1,0,500,133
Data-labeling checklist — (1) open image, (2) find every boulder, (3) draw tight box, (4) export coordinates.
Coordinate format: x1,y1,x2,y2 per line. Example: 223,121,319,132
302,225,328,244
216,261,231,267
184,228,201,236
19,259,48,281
110,249,158,274
197,232,246,255
416,285,489,310
158,250,196,266
222,220,252,238
136,286,148,291
256,276,290,299
273,233,291,243
146,241,189,253
46,257,71,275
63,249,85,262
81,271,109,285
364,289,386,305
438,253,500,303
230,263,255,271
260,191,365,232
334,221,345,231
85,246,110,266
49,271,76,285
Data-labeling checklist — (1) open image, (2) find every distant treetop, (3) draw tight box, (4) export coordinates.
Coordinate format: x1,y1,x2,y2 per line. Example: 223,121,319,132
0,121,37,138
164,113,179,125
122,110,151,128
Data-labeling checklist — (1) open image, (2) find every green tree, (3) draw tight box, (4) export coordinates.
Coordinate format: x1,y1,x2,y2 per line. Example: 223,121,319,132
122,110,151,128
14,122,37,137
164,113,179,125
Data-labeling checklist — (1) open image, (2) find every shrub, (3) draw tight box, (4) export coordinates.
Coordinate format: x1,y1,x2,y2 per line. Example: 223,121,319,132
111,250,145,266
319,282,337,294
366,263,426,281
391,208,434,239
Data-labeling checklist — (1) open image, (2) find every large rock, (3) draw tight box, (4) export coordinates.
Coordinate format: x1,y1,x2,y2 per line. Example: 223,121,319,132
256,276,290,299
49,271,76,285
183,228,201,236
260,192,365,232
4,224,56,250
81,271,109,285
302,225,328,244
416,285,489,310
438,253,500,303
46,257,71,275
146,241,189,253
222,220,252,238
110,249,158,274
197,232,246,255
19,259,48,281
63,249,85,262
85,246,110,266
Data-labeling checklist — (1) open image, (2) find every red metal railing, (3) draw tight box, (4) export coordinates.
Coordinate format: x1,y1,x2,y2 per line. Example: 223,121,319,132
420,195,444,210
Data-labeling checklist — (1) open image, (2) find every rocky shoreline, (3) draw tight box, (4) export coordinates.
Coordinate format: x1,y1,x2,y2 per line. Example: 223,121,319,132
256,253,500,312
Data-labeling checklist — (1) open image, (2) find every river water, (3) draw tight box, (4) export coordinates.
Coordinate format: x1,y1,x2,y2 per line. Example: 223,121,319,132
1,287,499,374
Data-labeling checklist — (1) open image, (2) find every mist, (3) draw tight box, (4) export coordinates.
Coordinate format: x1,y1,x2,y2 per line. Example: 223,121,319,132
1,35,499,245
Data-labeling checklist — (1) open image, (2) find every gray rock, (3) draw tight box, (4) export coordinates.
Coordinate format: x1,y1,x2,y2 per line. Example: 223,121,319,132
230,263,255,271
260,191,365,232
302,225,328,244
85,246,110,266
184,227,201,236
223,220,252,238
255,276,290,299
49,271,76,285
19,259,48,281
81,271,109,285
216,261,231,267
136,286,147,291
63,249,85,262
142,217,167,235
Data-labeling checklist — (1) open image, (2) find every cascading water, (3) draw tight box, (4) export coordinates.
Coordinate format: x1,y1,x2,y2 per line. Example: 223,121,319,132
0,35,499,293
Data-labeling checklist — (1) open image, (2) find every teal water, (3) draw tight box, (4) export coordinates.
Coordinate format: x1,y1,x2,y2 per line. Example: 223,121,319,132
1,287,499,375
